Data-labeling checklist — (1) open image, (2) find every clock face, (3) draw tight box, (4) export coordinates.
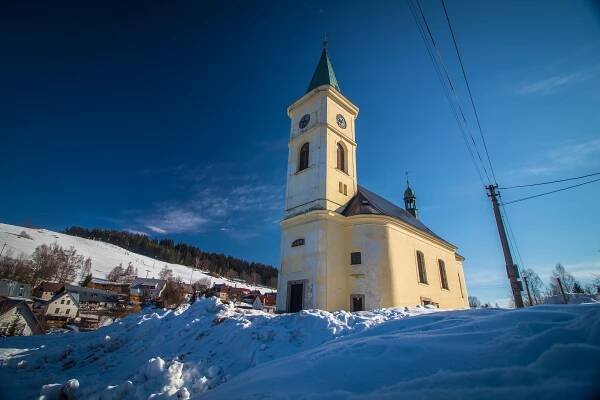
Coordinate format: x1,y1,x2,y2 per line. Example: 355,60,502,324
299,114,310,129
336,114,347,129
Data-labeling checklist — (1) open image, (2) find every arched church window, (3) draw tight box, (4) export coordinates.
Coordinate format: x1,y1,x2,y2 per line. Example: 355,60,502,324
291,238,305,247
336,143,347,172
416,251,428,284
438,259,449,289
298,143,309,172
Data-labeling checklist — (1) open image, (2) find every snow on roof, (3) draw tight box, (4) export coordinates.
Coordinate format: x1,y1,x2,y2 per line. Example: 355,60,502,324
130,277,166,289
90,277,129,286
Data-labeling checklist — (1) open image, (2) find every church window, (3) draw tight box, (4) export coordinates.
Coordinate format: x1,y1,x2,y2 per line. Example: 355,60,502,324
416,251,428,284
438,259,449,289
344,184,348,195
291,238,305,247
351,252,362,265
339,182,343,193
337,143,347,172
458,273,464,298
298,143,309,172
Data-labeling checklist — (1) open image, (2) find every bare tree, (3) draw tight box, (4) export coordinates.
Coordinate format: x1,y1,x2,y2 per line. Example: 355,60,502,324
107,264,124,282
159,265,173,280
31,244,62,285
55,246,84,283
80,257,92,282
548,263,577,295
162,278,186,307
468,296,481,308
521,268,545,305
122,262,137,283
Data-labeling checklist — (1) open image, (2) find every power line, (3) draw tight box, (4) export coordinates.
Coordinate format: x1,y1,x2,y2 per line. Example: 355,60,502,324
413,0,494,185
407,0,492,186
499,171,600,189
502,177,600,205
440,0,498,185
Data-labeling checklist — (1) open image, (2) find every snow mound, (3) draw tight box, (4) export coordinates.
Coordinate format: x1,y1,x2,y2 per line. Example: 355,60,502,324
1,299,599,399
0,223,272,293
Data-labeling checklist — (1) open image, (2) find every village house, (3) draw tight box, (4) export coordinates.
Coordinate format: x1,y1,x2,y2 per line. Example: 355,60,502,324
130,277,166,304
86,277,130,298
45,291,79,321
239,292,277,313
0,279,32,299
277,43,469,312
211,284,251,303
33,281,64,301
63,284,120,312
0,298,43,336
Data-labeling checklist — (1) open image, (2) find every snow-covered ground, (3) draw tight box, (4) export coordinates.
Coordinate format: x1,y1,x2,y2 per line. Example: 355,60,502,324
1,299,599,399
0,223,273,293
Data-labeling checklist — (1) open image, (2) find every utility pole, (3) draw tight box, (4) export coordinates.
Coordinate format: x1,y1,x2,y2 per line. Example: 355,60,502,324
556,277,568,304
486,184,524,308
523,276,533,306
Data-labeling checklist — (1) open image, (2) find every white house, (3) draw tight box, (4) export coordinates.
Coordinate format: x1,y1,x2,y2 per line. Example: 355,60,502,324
0,299,43,336
45,291,79,320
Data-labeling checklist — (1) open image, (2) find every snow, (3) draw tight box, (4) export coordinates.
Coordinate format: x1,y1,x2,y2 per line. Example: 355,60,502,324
1,299,599,399
543,293,598,305
0,223,273,293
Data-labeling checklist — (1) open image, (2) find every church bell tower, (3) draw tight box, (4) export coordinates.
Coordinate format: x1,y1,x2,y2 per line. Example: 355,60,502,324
284,41,359,218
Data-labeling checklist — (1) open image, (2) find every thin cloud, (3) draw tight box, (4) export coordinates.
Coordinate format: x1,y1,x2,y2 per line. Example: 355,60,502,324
516,66,598,95
147,225,168,234
144,208,209,234
509,138,600,177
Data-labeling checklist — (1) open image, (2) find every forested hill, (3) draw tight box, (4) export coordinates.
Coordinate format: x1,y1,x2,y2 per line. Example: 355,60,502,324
63,226,278,288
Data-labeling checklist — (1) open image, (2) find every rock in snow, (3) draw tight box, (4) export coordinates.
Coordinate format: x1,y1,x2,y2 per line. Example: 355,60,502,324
1,298,599,399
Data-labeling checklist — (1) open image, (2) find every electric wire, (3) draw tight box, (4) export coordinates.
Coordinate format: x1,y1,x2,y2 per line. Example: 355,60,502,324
413,0,493,185
502,177,600,205
499,171,600,189
407,0,491,186
440,0,498,185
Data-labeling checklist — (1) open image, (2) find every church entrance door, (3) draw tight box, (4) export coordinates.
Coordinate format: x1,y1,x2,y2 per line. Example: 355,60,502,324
288,282,304,313
351,294,365,311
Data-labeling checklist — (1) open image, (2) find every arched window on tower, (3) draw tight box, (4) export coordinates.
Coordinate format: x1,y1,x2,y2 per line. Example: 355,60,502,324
298,143,309,172
416,251,428,284
336,143,347,172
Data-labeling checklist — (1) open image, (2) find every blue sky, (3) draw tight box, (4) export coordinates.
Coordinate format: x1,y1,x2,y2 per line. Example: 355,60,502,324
1,0,599,304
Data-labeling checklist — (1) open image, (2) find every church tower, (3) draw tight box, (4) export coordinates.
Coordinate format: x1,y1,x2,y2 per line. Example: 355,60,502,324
278,41,469,313
284,41,359,217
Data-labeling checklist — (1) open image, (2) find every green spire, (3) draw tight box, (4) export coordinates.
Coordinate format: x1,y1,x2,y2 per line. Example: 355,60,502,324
306,37,340,93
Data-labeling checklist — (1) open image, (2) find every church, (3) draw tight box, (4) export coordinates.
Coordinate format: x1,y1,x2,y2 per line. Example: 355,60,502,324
276,43,469,312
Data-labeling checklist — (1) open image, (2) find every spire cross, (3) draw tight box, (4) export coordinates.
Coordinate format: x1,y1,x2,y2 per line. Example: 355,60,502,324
323,33,328,50
405,171,410,187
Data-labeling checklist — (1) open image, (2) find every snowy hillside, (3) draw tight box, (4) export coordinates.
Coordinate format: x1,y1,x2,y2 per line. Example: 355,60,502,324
0,223,273,293
1,300,599,399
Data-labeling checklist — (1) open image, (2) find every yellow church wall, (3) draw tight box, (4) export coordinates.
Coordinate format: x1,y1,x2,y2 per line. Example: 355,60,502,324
278,210,469,312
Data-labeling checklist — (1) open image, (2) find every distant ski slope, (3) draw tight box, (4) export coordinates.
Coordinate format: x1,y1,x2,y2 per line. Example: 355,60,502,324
0,223,274,293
